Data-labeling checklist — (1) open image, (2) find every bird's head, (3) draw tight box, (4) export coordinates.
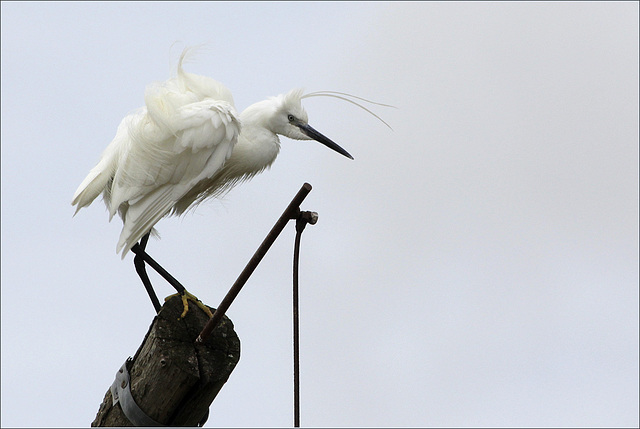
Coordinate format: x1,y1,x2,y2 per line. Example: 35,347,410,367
269,89,354,160
242,88,392,160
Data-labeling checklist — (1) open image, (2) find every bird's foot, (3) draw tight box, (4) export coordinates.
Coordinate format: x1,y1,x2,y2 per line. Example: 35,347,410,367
165,291,213,319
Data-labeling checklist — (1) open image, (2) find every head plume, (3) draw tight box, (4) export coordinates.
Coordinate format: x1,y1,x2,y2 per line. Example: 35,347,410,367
301,91,395,130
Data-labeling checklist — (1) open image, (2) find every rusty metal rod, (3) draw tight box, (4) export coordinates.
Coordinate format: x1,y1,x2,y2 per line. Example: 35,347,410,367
293,225,302,428
196,182,313,343
292,211,316,427
292,216,306,427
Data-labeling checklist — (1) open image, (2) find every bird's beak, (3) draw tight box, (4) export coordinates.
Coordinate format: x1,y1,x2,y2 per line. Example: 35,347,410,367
298,124,354,160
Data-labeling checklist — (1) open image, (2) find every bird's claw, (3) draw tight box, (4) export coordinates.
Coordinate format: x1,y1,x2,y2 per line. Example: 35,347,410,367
165,291,213,319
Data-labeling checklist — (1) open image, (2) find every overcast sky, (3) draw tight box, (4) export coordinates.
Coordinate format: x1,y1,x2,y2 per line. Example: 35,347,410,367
1,2,638,427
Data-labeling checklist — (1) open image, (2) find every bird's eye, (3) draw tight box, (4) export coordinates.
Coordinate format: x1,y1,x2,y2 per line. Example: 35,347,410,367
287,114,295,123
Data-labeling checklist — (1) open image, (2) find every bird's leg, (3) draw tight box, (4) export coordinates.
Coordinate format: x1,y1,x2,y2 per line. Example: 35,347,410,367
130,235,212,319
132,232,162,313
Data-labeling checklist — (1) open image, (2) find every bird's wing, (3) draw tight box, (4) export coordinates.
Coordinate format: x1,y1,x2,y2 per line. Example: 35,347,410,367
112,99,240,257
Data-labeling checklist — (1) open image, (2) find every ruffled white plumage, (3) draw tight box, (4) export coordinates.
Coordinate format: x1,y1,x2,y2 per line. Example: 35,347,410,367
72,49,240,257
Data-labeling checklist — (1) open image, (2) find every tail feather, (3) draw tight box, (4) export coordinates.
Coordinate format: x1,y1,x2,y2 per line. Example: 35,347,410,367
71,159,113,214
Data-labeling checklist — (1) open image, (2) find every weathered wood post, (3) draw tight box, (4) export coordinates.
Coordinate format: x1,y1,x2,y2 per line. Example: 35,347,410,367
92,295,240,426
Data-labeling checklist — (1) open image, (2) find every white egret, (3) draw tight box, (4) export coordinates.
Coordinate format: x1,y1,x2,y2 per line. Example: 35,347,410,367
72,48,388,316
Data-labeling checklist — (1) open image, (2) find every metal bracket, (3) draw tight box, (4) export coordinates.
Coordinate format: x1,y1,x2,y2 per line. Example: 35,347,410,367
111,358,165,427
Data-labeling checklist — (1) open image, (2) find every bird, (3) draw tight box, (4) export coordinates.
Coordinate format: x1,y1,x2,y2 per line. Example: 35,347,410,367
72,47,389,317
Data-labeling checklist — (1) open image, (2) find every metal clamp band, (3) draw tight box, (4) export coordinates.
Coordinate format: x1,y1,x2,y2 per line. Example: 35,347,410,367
111,358,164,427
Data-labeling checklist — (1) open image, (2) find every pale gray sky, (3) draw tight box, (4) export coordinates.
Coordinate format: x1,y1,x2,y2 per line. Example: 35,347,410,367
2,2,638,427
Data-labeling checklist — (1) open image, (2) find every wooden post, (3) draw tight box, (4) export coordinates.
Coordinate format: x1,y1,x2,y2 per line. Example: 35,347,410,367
92,295,240,426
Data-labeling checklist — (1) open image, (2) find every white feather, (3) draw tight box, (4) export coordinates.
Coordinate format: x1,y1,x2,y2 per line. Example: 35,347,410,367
72,48,240,257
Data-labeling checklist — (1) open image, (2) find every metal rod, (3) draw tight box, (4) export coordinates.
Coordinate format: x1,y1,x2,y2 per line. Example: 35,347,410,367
291,211,317,427
292,216,307,428
196,183,313,343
